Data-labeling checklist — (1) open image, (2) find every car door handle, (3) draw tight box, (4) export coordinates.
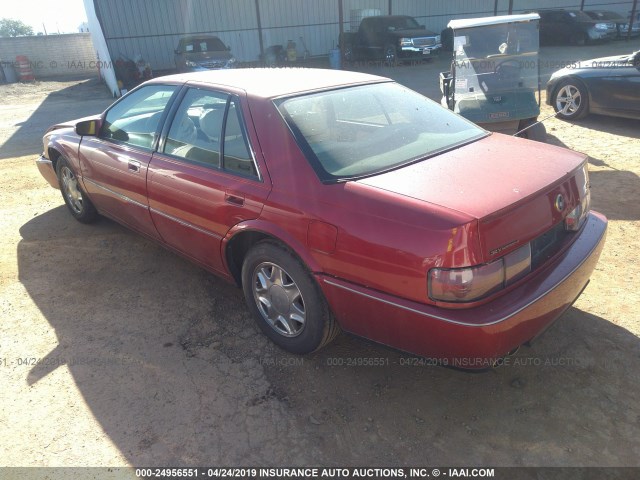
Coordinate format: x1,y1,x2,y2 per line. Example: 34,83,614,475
128,160,141,173
225,193,244,206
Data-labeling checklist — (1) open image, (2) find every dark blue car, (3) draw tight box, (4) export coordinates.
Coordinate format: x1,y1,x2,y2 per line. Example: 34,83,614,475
546,50,640,120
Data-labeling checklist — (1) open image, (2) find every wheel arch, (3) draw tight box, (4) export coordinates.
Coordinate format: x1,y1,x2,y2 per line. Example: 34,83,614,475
550,75,591,111
223,221,323,287
47,146,63,172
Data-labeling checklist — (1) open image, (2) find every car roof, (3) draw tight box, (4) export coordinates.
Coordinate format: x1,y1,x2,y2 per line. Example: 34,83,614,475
448,13,539,29
179,35,221,40
154,68,391,99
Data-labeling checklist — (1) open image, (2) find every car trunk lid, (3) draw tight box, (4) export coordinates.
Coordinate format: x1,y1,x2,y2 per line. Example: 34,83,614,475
357,133,588,262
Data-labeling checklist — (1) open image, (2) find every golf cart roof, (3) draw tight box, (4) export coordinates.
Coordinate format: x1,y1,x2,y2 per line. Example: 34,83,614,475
448,13,540,30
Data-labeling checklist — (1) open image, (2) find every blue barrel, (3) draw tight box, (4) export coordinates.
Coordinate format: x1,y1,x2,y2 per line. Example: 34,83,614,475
329,48,341,70
1,61,18,83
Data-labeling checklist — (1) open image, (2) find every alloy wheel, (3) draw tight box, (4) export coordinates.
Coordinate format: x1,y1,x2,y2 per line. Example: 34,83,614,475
252,262,306,337
555,85,582,117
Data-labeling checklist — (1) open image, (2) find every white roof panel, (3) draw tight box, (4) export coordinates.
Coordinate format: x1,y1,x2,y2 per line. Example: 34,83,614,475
448,14,540,30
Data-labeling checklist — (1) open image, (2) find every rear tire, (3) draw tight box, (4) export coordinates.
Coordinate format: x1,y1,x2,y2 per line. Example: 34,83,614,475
517,118,547,142
241,241,340,354
56,155,98,223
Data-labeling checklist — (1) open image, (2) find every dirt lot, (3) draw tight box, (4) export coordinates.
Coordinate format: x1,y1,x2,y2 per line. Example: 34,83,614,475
1,41,639,471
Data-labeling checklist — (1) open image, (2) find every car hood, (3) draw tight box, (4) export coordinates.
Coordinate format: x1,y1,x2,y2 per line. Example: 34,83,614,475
357,133,585,219
551,52,636,77
388,28,438,38
183,51,233,62
45,114,100,135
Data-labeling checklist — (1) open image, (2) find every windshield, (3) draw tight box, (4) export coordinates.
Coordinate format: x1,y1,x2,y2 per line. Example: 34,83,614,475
182,37,226,53
276,83,486,182
567,11,596,22
453,20,539,97
385,16,420,30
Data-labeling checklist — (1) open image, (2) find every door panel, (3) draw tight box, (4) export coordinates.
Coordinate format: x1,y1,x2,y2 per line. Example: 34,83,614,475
80,139,158,238
79,84,178,238
147,155,269,273
587,68,640,114
147,88,271,273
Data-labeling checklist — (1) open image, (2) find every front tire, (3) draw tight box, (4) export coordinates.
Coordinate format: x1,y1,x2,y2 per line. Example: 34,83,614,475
552,78,589,120
241,241,340,354
56,155,98,223
383,44,398,66
570,32,588,46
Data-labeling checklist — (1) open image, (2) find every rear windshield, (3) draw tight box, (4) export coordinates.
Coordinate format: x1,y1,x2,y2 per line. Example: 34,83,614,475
276,82,486,182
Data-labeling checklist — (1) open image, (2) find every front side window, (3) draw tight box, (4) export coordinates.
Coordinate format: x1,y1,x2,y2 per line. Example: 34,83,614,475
100,85,177,150
277,82,486,182
164,88,258,177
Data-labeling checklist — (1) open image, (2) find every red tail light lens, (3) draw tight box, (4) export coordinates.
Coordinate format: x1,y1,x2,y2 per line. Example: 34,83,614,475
429,244,532,303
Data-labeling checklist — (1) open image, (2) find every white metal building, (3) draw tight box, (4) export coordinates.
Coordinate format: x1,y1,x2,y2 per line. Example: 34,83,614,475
84,0,637,95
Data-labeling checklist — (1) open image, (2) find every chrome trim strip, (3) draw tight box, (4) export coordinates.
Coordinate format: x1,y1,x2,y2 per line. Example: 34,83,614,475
322,217,606,328
83,178,148,210
36,156,53,165
149,207,223,240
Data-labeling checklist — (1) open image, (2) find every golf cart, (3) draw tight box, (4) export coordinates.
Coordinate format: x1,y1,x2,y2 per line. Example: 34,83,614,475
440,14,546,141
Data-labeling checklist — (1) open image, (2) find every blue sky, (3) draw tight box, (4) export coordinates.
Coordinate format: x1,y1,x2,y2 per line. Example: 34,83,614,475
3,0,88,34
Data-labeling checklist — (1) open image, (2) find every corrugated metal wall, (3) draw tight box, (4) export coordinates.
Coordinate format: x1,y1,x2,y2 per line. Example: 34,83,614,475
93,0,636,70
95,0,259,69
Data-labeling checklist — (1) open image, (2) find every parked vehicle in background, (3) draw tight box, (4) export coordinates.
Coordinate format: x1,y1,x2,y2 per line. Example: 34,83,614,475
583,10,637,39
533,9,617,45
341,15,442,64
35,69,606,368
175,35,236,72
547,50,640,120
440,14,546,141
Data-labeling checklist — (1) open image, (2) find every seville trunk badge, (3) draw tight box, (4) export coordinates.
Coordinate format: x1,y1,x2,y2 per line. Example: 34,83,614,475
555,194,566,212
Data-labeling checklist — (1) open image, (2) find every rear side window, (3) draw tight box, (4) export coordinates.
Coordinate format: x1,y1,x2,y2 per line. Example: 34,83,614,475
100,85,177,150
223,99,255,177
163,88,258,178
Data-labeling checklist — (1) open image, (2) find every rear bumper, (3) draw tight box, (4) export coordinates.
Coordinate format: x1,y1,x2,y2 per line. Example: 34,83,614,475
36,155,59,189
319,212,607,368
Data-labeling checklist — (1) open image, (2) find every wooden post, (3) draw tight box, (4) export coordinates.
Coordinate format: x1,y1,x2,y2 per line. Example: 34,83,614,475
580,0,585,10
494,0,499,16
508,0,513,15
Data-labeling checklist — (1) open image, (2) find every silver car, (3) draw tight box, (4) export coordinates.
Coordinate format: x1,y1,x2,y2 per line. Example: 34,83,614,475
174,35,236,72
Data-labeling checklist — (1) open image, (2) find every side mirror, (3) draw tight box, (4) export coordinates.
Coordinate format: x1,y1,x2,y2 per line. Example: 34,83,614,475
419,24,426,29
76,119,100,136
174,49,181,55
226,45,231,51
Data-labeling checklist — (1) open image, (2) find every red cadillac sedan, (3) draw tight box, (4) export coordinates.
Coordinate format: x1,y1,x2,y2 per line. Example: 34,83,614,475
36,68,607,368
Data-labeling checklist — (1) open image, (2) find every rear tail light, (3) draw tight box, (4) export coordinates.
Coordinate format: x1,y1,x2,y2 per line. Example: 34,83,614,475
429,244,532,303
565,163,591,232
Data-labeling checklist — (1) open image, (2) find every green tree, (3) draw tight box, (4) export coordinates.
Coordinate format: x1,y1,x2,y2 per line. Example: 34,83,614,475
0,18,34,37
